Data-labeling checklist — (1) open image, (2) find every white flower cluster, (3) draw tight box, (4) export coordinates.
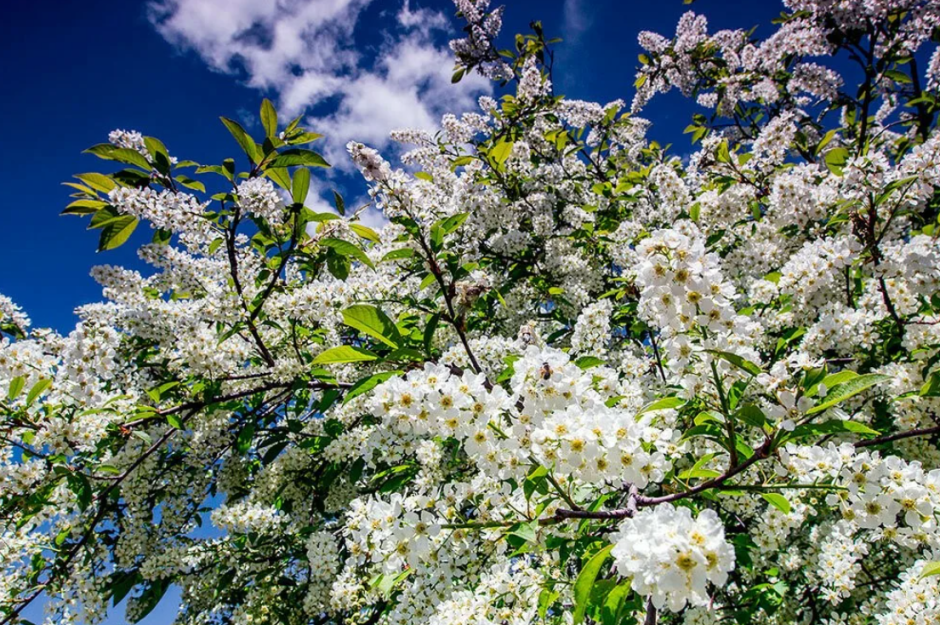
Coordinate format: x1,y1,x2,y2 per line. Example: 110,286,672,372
875,558,940,625
347,141,391,183
108,187,212,248
237,177,285,224
611,504,735,612
210,500,285,535
0,293,30,334
108,129,148,156
633,225,736,336
569,298,612,357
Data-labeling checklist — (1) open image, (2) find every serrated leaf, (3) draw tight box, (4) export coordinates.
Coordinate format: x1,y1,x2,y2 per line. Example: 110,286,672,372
333,191,345,216
313,345,379,365
806,374,891,415
342,305,401,348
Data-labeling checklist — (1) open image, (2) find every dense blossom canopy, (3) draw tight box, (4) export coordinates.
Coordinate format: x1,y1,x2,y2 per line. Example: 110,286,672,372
3,1,940,624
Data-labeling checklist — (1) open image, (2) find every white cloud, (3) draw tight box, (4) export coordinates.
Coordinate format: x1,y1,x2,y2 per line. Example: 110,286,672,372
563,0,594,44
149,0,491,167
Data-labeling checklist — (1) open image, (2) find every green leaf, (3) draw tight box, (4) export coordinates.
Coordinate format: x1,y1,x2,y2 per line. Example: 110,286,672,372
144,137,171,172
524,465,549,501
268,149,329,168
538,588,560,620
424,313,440,356
678,453,719,479
26,378,52,406
708,350,762,376
387,347,425,362
439,213,469,235
289,131,323,145
825,147,850,176
815,128,838,156
260,99,278,139
333,191,346,216
920,561,940,579
920,372,940,397
292,168,310,205
66,472,92,511
236,423,256,455
734,404,766,429
342,305,401,348
313,345,379,365
508,520,539,544
62,199,109,215
344,371,402,404
573,544,614,625
84,144,152,170
489,141,514,167
761,493,791,514
637,396,685,415
600,581,634,625
788,419,881,440
8,376,26,400
110,569,141,607
174,175,205,192
98,216,139,251
265,166,292,190
166,414,184,429
716,140,731,163
381,248,415,263
575,356,605,370
806,374,891,415
220,117,259,163
75,173,117,193
320,238,374,269
349,223,381,243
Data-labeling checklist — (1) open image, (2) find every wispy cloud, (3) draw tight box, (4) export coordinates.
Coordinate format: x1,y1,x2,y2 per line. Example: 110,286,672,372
148,0,491,165
562,0,594,45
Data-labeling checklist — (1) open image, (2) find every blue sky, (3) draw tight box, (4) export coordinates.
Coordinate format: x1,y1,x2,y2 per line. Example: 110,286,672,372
0,0,783,622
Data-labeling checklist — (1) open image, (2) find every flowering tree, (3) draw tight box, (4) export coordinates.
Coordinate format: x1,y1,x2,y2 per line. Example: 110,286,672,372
3,0,940,624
